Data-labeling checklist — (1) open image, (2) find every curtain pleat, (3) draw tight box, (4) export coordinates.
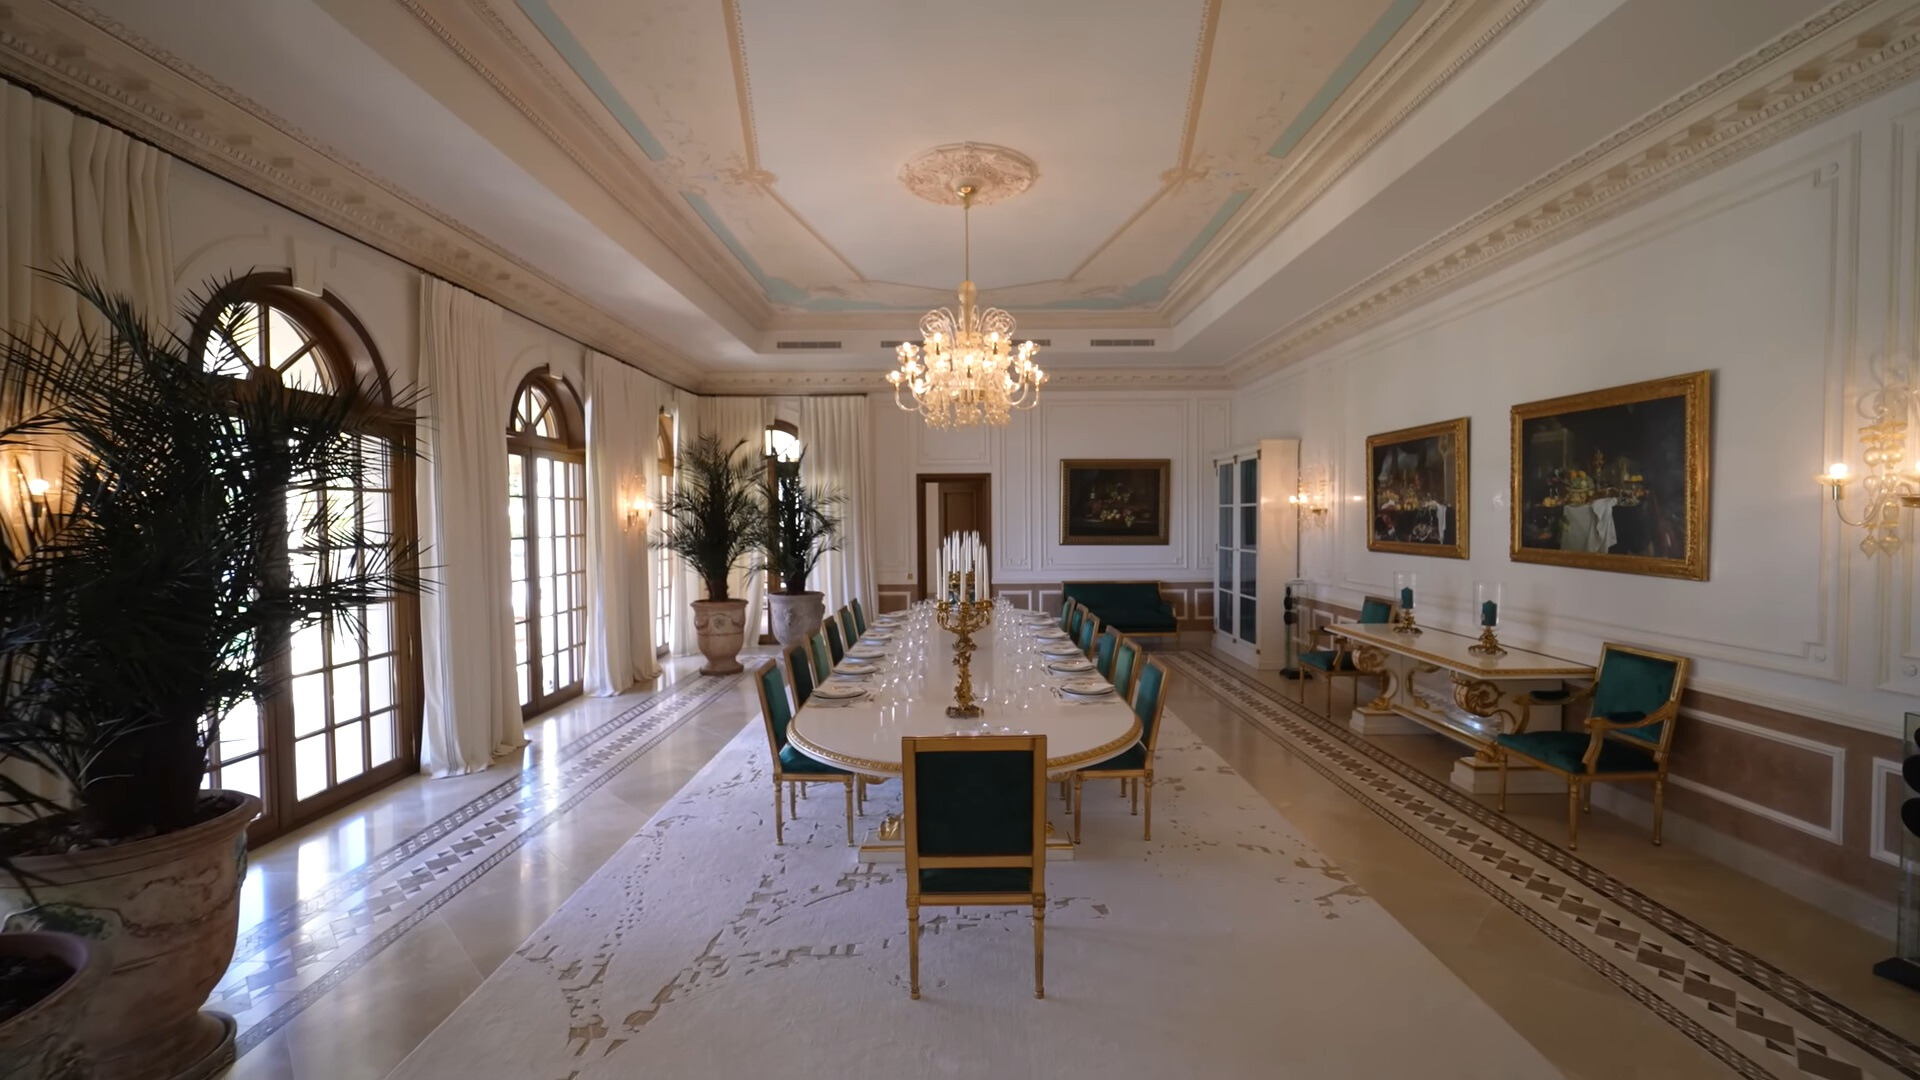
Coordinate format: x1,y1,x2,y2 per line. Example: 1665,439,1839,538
416,278,524,776
800,396,875,617
583,352,662,694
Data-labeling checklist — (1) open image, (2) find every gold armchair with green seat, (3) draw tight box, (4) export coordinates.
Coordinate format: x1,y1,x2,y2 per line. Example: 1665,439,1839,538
1065,601,1088,641
808,630,833,687
824,618,847,664
752,661,856,846
1110,636,1142,704
1298,595,1394,715
1093,628,1121,682
902,733,1049,1000
1073,657,1171,842
849,597,869,635
784,641,816,708
838,605,859,648
1075,610,1102,658
1058,596,1074,632
1494,643,1690,850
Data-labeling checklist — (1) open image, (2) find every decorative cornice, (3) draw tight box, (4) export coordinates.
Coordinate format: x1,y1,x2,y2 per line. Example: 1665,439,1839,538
697,365,1235,396
0,0,708,388
1225,0,1920,384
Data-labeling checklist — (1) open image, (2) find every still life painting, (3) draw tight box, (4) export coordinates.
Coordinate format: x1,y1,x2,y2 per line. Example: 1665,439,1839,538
1366,418,1469,559
1061,460,1170,545
1509,370,1711,580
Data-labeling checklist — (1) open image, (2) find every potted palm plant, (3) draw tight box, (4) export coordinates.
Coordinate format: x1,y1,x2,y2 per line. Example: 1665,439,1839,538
653,433,765,674
0,270,422,1079
763,455,844,650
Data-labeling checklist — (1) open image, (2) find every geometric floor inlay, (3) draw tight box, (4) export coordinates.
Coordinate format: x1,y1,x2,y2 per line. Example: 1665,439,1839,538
1170,652,1920,1080
221,671,742,1056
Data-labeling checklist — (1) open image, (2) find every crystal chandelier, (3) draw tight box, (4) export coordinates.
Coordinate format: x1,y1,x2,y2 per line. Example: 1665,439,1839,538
887,183,1046,428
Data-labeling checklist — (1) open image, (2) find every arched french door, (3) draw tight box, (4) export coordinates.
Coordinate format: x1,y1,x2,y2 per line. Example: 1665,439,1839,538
507,372,587,717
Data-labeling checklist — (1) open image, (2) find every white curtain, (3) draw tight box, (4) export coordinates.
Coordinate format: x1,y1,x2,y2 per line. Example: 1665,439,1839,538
0,83,173,812
1,82,172,336
582,352,661,694
696,396,771,621
801,395,875,616
416,277,524,776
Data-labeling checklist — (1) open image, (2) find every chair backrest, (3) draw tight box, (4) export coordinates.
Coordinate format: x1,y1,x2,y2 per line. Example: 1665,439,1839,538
825,618,846,663
1359,595,1395,623
850,597,868,635
1076,612,1101,657
1132,659,1171,751
1094,629,1121,680
1066,602,1086,639
1111,638,1140,701
753,661,793,760
902,734,1047,899
784,642,815,708
809,631,832,683
839,606,858,646
1059,596,1074,630
1590,644,1689,752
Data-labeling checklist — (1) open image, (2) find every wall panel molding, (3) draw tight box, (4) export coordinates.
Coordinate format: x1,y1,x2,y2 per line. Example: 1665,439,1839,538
1669,709,1847,845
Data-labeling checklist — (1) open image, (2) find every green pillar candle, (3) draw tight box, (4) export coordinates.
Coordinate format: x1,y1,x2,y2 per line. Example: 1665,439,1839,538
1399,586,1413,609
1481,600,1498,627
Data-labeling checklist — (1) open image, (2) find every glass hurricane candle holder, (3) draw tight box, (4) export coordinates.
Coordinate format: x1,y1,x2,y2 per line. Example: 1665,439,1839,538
1469,581,1507,656
1392,572,1421,635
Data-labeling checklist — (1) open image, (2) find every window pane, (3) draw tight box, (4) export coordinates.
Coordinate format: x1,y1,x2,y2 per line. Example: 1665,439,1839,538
295,735,330,800
219,698,261,762
332,663,364,724
366,605,391,656
370,710,396,767
291,673,327,736
290,621,324,675
1240,458,1258,504
334,721,366,782
368,656,394,713
220,755,263,801
1239,597,1256,644
1241,551,1257,599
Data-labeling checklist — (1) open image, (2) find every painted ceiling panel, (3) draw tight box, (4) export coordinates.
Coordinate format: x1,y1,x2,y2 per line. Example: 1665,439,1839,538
521,0,1417,315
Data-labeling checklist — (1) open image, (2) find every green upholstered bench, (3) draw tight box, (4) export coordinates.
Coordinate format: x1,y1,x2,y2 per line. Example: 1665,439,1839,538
1061,581,1179,638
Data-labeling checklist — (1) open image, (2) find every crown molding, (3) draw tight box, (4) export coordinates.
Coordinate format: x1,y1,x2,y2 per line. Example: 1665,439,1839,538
697,364,1235,396
0,0,709,389
1160,0,1540,326
397,0,776,329
1226,0,1920,384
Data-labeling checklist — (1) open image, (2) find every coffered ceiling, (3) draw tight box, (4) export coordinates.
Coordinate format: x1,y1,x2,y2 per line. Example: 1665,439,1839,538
3,0,1918,389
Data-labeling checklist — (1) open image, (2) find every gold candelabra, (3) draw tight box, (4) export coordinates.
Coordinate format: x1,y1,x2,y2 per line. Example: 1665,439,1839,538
1467,626,1507,656
1392,607,1422,636
935,570,994,718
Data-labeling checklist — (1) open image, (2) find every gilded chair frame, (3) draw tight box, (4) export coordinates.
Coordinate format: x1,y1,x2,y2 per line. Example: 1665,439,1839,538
1075,610,1103,658
903,733,1048,1000
1496,643,1690,850
1073,658,1171,843
1065,600,1088,641
752,661,855,846
808,630,833,686
1300,595,1395,715
1110,636,1142,704
1093,628,1121,682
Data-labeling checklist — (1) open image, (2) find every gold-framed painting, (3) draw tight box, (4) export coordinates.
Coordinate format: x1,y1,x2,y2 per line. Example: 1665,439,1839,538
1060,459,1170,545
1366,418,1469,559
1510,371,1711,580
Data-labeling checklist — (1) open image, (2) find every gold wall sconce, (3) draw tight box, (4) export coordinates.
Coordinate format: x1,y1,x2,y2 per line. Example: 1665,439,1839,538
1290,464,1332,528
1819,355,1920,555
623,483,653,532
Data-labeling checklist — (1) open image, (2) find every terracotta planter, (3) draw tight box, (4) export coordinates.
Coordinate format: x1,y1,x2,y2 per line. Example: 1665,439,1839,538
767,591,826,651
0,792,259,1080
0,931,100,1079
692,598,751,675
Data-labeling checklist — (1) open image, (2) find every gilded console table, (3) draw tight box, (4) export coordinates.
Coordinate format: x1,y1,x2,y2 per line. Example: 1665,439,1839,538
1323,622,1594,794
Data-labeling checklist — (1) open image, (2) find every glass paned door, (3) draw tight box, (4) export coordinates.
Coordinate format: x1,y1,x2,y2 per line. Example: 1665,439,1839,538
1214,450,1262,654
510,447,587,716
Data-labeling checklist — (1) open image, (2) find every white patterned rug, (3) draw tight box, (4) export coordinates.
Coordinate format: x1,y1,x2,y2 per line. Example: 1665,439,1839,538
389,713,1559,1079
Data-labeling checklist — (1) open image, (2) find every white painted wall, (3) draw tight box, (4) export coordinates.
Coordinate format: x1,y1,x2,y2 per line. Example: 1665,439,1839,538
869,390,1235,589
1231,78,1920,738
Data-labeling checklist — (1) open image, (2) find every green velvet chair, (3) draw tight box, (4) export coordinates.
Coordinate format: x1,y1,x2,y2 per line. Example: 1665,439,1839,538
753,661,855,845
783,641,816,707
902,733,1049,1000
1111,637,1142,704
1059,596,1074,633
838,605,859,648
808,630,833,686
1075,610,1102,658
1494,643,1690,850
1066,601,1087,641
1298,595,1394,716
824,618,847,664
850,597,869,635
1073,658,1171,843
1093,629,1121,682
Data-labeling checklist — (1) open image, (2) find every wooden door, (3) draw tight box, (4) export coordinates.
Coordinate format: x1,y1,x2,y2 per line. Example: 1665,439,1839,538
916,474,991,600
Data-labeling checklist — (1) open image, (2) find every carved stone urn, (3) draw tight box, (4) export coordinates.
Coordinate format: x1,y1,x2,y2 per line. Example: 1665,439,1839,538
0,930,101,1079
691,598,751,675
767,591,826,652
0,791,260,1080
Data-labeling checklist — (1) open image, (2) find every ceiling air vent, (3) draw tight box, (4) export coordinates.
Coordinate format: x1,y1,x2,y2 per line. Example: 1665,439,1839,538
1090,338,1157,348
775,340,842,350
880,340,906,349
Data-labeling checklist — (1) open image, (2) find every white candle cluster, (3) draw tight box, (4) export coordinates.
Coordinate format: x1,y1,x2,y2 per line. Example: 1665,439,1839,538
934,530,991,602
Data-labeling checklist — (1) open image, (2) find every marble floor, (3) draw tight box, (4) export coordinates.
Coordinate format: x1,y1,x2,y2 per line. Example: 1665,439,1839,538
216,643,1919,1080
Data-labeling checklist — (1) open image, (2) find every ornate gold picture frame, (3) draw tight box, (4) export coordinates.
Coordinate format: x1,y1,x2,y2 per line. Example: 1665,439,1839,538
1365,417,1470,559
1509,371,1711,580
1060,459,1170,545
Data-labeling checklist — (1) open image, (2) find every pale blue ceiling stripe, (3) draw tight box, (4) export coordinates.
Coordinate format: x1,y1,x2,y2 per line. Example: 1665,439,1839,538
516,0,668,161
1267,0,1425,159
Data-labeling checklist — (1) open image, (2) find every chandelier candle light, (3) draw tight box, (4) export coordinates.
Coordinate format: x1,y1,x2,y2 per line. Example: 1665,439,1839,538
887,179,1046,429
934,530,993,718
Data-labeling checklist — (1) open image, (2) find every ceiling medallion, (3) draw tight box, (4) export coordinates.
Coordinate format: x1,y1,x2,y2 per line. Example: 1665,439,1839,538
898,142,1039,207
887,159,1046,430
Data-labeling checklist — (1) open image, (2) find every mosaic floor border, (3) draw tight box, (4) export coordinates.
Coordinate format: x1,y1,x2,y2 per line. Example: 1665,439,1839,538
1169,651,1920,1080
222,671,742,1057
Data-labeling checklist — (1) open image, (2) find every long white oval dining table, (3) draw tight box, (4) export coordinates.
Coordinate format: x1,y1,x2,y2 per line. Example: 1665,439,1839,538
784,616,1141,779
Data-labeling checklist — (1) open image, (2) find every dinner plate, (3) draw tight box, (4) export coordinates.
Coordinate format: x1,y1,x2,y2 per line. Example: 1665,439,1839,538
1045,657,1096,673
835,659,876,673
1040,644,1084,657
1035,629,1071,641
860,631,895,642
845,645,888,660
811,682,868,700
1061,676,1115,697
